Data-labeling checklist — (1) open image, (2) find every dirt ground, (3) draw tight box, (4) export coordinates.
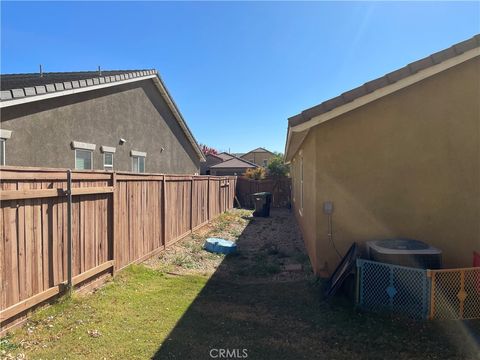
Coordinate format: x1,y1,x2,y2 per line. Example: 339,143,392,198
3,208,478,359
144,208,312,283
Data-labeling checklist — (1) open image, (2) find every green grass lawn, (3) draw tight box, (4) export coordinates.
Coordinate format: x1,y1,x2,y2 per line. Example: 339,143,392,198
1,266,209,359
1,209,479,359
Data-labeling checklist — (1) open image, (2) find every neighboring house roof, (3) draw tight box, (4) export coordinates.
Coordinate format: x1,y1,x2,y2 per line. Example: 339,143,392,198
241,147,275,156
285,34,480,162
205,153,223,161
0,69,206,162
232,153,245,158
216,152,234,161
210,157,257,169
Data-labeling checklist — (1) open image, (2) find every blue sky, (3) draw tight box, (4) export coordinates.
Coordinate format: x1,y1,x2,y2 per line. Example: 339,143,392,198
1,2,479,153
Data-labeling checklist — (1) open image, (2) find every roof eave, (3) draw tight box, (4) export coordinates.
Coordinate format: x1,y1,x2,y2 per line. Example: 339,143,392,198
285,45,480,159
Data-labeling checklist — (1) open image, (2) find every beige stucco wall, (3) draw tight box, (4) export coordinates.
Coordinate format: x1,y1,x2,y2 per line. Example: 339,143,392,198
291,56,480,276
241,151,275,167
290,132,321,274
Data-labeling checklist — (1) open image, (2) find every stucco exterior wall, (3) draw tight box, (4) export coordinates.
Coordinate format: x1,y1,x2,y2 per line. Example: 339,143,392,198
241,151,275,167
291,56,480,275
291,132,321,274
0,79,200,174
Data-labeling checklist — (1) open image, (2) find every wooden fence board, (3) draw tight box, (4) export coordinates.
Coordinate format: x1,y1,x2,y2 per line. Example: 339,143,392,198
1,167,236,331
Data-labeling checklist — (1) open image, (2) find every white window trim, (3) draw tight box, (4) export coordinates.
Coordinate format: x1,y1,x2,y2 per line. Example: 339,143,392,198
100,145,116,153
0,139,5,166
0,129,12,139
71,141,96,151
130,150,147,157
74,148,93,170
103,152,114,171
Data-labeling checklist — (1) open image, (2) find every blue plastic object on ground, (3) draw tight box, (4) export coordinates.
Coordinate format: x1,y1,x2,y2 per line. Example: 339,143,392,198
204,238,237,254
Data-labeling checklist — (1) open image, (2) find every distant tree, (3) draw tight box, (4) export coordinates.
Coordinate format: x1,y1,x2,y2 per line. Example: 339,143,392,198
199,144,218,155
267,152,289,177
245,167,266,180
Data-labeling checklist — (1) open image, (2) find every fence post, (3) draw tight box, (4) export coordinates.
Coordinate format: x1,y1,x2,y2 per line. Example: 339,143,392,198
111,172,117,276
190,177,194,232
66,169,73,292
162,175,167,247
207,176,210,221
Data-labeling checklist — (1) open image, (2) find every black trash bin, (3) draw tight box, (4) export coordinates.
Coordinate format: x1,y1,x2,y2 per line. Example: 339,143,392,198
252,192,272,217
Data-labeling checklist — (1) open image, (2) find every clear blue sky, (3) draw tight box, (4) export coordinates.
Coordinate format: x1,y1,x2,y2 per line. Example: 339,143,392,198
1,2,479,153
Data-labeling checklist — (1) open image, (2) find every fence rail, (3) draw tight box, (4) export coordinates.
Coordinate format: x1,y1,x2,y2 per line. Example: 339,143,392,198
0,166,236,332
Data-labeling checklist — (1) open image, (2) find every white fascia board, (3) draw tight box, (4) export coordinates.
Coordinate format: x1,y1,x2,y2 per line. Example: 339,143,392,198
290,47,480,134
100,145,116,153
131,150,147,157
72,141,96,151
0,129,12,139
0,75,157,109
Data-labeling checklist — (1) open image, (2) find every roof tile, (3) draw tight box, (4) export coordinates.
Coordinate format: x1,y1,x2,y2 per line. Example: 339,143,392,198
409,56,434,74
54,83,65,91
35,85,47,94
12,88,25,98
365,76,391,93
45,84,56,92
63,81,73,90
454,37,478,54
86,79,94,86
71,80,80,88
24,87,36,96
0,90,12,100
341,85,368,102
79,80,87,87
322,96,345,111
385,66,411,83
92,78,100,85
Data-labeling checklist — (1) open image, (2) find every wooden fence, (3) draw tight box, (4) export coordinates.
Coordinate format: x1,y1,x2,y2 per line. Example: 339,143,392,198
236,176,291,208
0,166,236,333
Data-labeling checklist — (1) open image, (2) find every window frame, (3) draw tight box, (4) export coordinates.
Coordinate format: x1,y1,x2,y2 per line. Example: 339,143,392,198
103,152,114,171
132,155,145,173
0,139,5,166
75,148,93,170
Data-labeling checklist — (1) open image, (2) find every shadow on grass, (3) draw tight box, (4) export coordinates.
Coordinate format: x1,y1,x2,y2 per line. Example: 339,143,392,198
152,209,474,360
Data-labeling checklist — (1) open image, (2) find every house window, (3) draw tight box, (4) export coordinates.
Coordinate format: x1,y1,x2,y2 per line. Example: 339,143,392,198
75,149,93,170
103,152,114,171
263,159,268,167
72,141,96,170
131,150,146,173
0,129,12,166
132,156,145,173
0,139,5,166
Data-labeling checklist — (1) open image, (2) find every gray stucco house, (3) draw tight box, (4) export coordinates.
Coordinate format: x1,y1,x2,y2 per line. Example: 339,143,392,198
0,69,205,174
